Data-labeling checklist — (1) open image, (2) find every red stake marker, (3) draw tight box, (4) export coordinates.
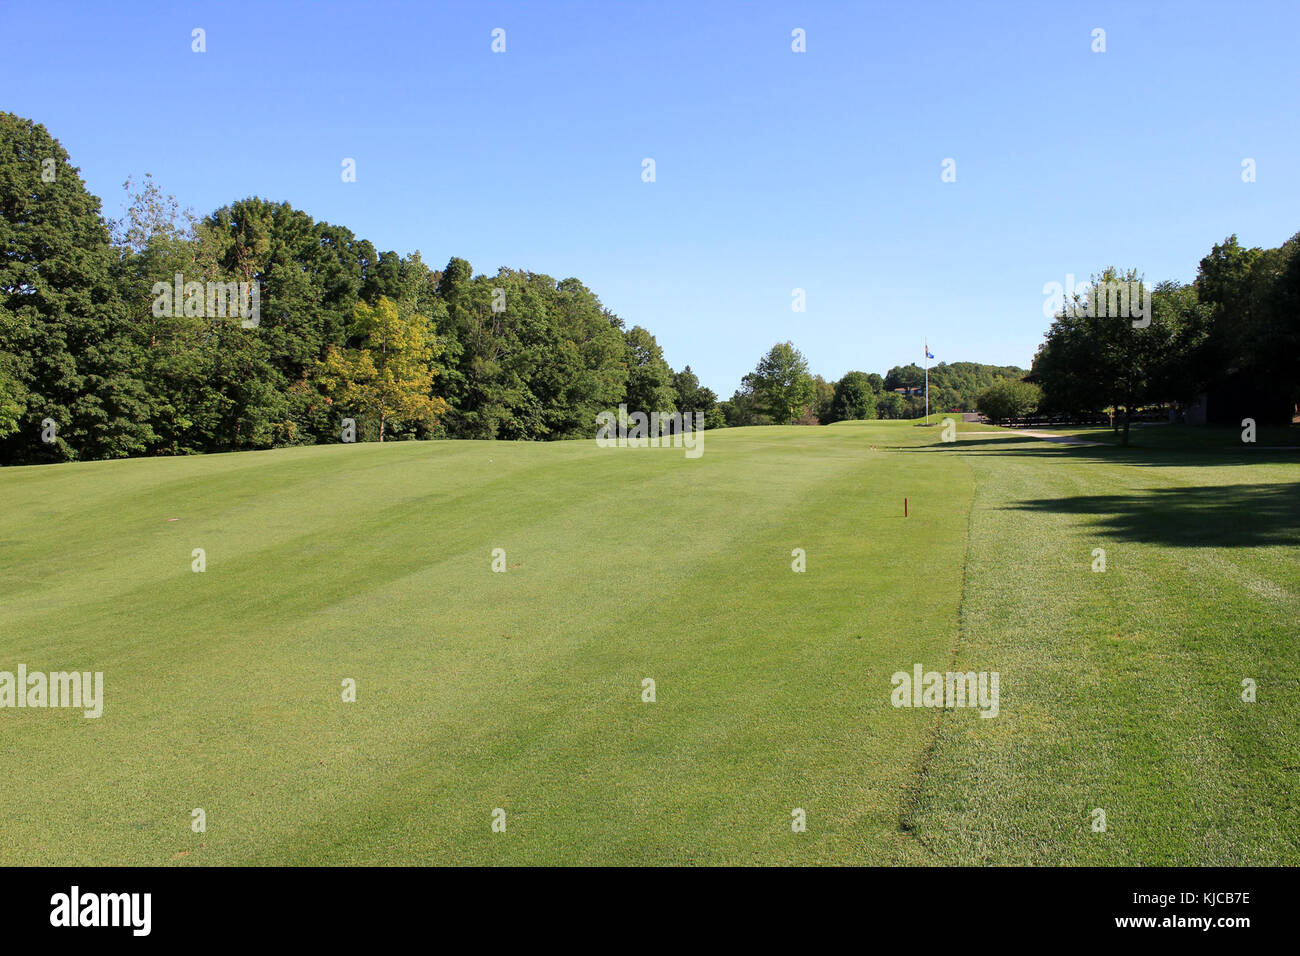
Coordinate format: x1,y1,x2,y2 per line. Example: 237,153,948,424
905,497,909,518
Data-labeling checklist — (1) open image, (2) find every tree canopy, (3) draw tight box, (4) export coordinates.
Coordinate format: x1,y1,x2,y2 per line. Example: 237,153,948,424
1030,243,1297,443
0,112,734,463
14,109,1278,464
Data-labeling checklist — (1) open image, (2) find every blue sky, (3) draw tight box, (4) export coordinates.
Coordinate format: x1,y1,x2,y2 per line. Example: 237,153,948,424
3,0,1298,395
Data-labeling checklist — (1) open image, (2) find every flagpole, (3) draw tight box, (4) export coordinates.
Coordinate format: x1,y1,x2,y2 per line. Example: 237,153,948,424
924,338,930,425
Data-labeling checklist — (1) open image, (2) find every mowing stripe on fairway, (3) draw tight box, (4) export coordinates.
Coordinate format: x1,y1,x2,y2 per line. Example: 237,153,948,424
0,422,970,865
5,422,1291,864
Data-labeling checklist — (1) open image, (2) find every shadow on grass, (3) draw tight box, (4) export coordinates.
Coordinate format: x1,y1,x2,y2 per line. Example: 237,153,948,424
1007,481,1300,547
897,435,1300,469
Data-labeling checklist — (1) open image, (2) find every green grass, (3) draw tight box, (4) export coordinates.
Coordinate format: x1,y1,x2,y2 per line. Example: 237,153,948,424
906,429,1300,863
1031,421,1300,450
1,420,1295,864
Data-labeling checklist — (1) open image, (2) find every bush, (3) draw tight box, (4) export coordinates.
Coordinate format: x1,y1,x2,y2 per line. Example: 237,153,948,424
976,379,1042,422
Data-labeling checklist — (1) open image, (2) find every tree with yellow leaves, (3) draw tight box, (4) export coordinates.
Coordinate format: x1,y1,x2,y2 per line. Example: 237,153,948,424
314,296,448,441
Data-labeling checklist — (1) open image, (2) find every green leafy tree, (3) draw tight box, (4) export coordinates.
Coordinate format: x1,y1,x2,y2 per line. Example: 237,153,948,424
905,362,1027,411
1195,233,1299,412
722,373,770,426
875,391,904,419
830,371,878,421
1249,234,1300,407
1071,268,1168,443
883,364,925,391
1030,311,1102,417
806,374,835,424
531,276,628,439
192,198,375,448
673,364,724,428
976,378,1042,423
0,113,154,463
0,357,25,437
0,112,782,461
438,259,516,438
107,173,196,253
750,342,815,425
623,325,676,413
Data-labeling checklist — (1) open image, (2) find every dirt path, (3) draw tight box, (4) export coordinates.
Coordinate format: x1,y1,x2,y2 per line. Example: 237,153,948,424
1012,429,1104,446
958,429,1103,447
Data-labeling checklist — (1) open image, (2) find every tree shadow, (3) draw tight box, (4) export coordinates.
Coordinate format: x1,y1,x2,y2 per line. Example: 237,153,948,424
1007,481,1300,547
899,436,1300,469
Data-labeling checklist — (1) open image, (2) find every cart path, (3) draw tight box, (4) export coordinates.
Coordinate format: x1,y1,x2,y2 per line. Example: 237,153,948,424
958,429,1103,446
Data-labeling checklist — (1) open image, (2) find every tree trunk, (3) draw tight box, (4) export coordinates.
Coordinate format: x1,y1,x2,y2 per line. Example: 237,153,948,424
1121,406,1131,446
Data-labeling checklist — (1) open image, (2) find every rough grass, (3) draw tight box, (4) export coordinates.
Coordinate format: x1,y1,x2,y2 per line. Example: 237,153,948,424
905,430,1300,863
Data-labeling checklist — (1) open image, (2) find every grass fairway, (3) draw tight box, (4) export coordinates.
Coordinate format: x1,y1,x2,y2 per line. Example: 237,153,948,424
2,421,1296,865
0,421,970,865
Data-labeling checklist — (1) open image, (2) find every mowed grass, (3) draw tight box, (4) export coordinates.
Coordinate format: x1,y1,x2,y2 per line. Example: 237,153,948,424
0,421,971,865
906,428,1300,864
2,420,1296,865
1042,421,1300,451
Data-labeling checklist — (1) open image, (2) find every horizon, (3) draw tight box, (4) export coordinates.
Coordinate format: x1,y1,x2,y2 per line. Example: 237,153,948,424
3,0,1298,395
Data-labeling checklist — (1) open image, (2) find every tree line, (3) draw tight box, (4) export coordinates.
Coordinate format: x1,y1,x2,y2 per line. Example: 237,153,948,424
720,345,1025,427
1028,238,1299,443
0,113,703,463
1,112,1023,465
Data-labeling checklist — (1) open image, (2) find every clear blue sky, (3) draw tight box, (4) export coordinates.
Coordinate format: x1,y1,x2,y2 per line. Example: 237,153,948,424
4,0,1298,395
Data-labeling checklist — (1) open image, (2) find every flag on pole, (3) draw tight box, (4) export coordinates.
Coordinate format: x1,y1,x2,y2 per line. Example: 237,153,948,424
924,340,931,423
